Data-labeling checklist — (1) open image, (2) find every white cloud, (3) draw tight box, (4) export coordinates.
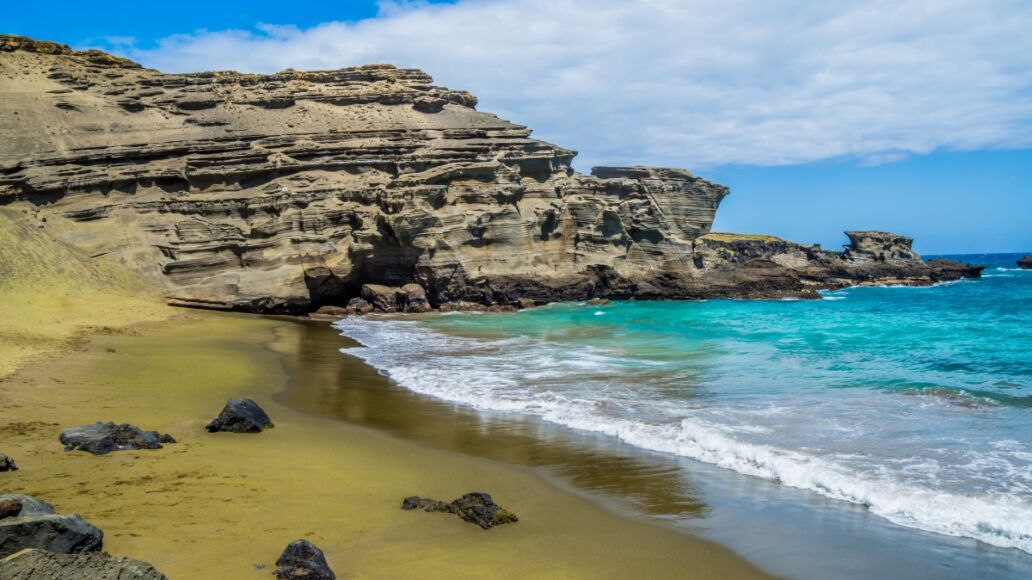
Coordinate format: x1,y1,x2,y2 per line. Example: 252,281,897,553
123,0,1032,170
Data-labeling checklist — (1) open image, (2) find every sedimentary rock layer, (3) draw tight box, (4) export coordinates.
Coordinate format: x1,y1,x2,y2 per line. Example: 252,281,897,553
0,36,979,312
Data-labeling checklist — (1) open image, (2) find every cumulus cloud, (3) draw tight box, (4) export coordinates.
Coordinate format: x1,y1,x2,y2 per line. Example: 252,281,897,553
121,0,1032,170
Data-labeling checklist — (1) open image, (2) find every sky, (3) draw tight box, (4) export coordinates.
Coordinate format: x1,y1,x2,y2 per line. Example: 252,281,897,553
5,0,1031,254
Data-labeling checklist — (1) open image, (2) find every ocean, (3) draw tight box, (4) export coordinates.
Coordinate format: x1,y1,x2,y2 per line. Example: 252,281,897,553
332,253,1031,578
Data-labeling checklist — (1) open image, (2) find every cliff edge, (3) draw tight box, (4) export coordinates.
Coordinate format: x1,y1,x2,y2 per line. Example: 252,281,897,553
0,36,980,313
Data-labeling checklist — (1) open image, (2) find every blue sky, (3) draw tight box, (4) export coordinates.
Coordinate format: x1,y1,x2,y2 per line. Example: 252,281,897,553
6,0,1031,254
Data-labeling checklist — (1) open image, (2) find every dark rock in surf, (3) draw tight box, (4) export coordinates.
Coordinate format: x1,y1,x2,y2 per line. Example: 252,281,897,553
59,423,175,455
0,494,103,558
0,454,16,472
401,492,518,529
1018,256,1032,270
205,398,274,434
274,539,335,580
0,548,167,580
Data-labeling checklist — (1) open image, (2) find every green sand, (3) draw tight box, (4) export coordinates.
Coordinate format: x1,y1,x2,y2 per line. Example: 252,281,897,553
0,310,767,578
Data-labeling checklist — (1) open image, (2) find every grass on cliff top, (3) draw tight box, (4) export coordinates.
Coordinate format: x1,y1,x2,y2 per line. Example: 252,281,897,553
0,208,169,379
700,232,784,243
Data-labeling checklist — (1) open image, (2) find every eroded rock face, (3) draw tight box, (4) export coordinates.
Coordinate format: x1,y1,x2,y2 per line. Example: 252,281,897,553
0,494,103,558
844,231,919,263
0,549,167,580
206,398,274,433
0,37,729,312
60,422,176,455
0,36,981,310
275,540,335,580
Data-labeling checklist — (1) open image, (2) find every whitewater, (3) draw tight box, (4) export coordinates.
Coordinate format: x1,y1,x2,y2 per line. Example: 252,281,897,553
333,254,1032,554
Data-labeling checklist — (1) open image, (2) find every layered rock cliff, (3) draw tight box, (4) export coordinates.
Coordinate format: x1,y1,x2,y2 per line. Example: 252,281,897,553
0,36,980,313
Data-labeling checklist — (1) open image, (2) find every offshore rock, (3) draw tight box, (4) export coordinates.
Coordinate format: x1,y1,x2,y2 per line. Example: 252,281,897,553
0,36,981,311
0,494,103,558
401,492,518,529
0,453,16,472
60,422,176,455
0,549,167,580
1018,256,1032,270
274,539,335,580
206,398,274,433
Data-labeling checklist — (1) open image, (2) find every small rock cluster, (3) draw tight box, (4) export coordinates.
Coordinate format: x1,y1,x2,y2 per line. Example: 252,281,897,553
2,383,517,575
0,493,103,559
59,423,175,456
0,493,165,578
402,492,519,529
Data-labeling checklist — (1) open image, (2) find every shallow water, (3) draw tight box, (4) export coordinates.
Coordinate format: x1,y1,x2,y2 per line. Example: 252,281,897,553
316,252,1032,579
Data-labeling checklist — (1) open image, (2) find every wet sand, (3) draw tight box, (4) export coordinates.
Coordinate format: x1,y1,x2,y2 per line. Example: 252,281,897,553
0,309,769,578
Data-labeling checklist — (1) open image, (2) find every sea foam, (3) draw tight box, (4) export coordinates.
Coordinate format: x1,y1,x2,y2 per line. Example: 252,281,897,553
333,315,1032,554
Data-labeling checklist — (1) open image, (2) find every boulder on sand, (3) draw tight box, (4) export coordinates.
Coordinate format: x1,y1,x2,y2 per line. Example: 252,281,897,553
205,398,274,433
0,494,103,558
401,492,518,529
0,548,167,580
0,454,16,472
275,539,335,580
59,422,175,455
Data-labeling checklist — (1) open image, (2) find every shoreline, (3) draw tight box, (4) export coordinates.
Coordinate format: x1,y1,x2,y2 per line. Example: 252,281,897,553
0,309,769,578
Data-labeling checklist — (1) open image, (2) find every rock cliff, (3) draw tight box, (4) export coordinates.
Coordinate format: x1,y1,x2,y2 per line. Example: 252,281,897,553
0,36,981,313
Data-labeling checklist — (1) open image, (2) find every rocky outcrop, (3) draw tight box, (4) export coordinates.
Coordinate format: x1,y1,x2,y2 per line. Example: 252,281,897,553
274,540,335,580
0,494,103,558
0,36,981,312
0,549,167,580
1019,256,1032,269
60,423,175,455
206,398,274,433
0,453,16,472
402,492,518,529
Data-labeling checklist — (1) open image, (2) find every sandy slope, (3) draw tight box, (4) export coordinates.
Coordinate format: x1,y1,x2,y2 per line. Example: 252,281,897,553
0,207,170,379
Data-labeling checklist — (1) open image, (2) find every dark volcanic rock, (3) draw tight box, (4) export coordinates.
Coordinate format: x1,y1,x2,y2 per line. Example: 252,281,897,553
274,539,335,580
59,422,175,455
401,492,518,529
0,494,103,558
401,497,451,512
1019,256,1032,270
205,398,274,433
0,500,21,520
0,548,167,580
449,493,519,529
0,453,16,472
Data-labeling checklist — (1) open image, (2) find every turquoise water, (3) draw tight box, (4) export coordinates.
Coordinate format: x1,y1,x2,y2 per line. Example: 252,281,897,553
334,253,1032,555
